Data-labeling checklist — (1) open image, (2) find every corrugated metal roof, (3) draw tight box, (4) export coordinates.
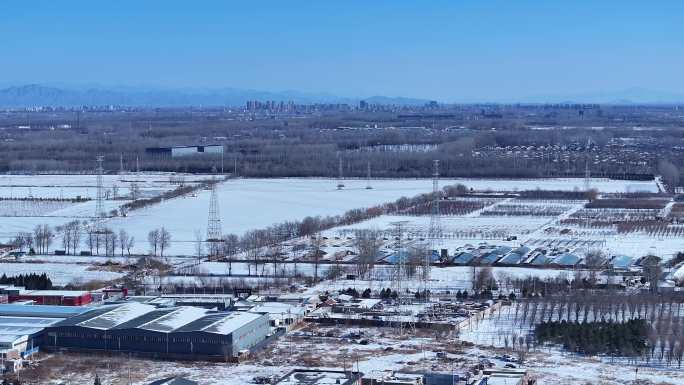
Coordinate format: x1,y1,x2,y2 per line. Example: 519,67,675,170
552,253,581,266
138,307,209,333
0,316,63,328
202,312,263,335
174,313,229,333
498,252,523,265
0,304,88,318
77,303,157,330
112,309,176,330
610,255,634,269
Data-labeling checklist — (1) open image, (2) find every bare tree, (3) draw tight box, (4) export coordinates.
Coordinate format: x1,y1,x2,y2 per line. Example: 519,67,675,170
126,235,135,257
194,229,204,261
584,249,605,284
223,233,239,276
130,182,142,200
658,159,680,191
310,232,324,282
105,230,117,257
148,229,160,256
118,229,129,257
159,227,171,257
354,229,382,279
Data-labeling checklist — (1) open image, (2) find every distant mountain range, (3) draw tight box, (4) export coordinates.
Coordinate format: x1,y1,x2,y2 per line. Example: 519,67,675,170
518,87,684,105
0,84,431,108
0,84,682,107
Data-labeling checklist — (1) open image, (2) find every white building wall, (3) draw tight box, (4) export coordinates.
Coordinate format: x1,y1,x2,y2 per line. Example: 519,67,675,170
171,146,223,158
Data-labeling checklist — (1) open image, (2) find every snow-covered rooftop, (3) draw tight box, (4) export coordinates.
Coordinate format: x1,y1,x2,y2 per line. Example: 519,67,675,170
77,302,157,330
139,307,210,333
202,312,263,335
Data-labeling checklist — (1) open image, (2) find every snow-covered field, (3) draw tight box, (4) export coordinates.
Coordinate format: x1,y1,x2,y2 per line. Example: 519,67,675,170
0,176,661,257
0,262,124,286
0,173,210,199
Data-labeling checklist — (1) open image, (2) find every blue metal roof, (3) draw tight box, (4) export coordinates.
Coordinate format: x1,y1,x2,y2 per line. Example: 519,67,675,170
498,252,523,265
0,304,89,318
512,246,531,255
491,246,512,256
610,255,634,269
529,254,551,265
454,252,475,265
478,252,500,265
385,250,409,264
552,253,581,266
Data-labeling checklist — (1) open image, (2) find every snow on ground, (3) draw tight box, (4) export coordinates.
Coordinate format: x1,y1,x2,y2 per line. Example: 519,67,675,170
0,262,124,286
0,199,122,237
0,173,210,199
0,176,660,257
332,214,552,236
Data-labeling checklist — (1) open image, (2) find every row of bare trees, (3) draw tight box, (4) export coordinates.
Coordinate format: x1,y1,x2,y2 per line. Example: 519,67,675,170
10,222,139,258
147,227,171,257
507,291,684,367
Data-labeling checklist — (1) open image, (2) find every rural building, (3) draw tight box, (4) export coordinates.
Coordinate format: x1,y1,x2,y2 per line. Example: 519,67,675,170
145,145,223,158
276,369,362,385
248,302,307,329
362,371,423,385
0,304,88,373
41,302,271,360
0,286,92,306
11,290,91,306
147,377,198,385
144,294,234,311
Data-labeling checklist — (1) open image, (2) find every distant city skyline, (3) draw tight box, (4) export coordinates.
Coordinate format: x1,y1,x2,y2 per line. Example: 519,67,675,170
2,1,683,102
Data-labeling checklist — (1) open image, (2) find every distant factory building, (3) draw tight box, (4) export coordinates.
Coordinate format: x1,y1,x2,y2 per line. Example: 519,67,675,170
276,369,362,385
145,145,224,158
0,304,88,372
41,302,271,360
0,286,92,306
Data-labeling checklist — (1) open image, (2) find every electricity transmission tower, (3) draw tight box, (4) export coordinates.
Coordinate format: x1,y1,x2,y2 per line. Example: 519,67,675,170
95,155,106,232
425,160,441,300
428,160,442,244
390,221,414,335
337,156,345,190
584,138,592,191
366,161,372,190
206,179,223,258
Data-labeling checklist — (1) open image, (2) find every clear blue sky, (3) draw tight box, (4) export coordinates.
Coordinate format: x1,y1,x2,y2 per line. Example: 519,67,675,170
1,0,682,101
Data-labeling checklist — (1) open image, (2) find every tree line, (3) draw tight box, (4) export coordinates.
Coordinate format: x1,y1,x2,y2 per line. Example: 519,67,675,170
0,272,53,290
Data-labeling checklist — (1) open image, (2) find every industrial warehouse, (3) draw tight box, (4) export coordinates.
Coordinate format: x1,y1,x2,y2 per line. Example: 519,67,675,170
39,302,271,360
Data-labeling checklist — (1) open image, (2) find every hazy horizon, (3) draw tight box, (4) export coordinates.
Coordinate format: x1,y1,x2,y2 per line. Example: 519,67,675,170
2,1,683,102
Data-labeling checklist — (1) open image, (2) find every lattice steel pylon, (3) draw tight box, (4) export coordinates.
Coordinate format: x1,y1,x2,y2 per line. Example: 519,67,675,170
428,160,442,244
389,221,412,335
206,179,223,257
584,138,592,192
95,156,106,232
425,160,441,300
337,156,345,190
365,161,372,190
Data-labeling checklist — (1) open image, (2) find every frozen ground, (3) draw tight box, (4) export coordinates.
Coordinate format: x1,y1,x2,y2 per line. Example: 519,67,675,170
0,262,124,286
0,176,661,257
0,173,210,199
23,322,684,385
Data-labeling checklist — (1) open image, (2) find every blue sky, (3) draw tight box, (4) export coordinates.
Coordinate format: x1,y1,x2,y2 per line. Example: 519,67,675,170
1,1,682,101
